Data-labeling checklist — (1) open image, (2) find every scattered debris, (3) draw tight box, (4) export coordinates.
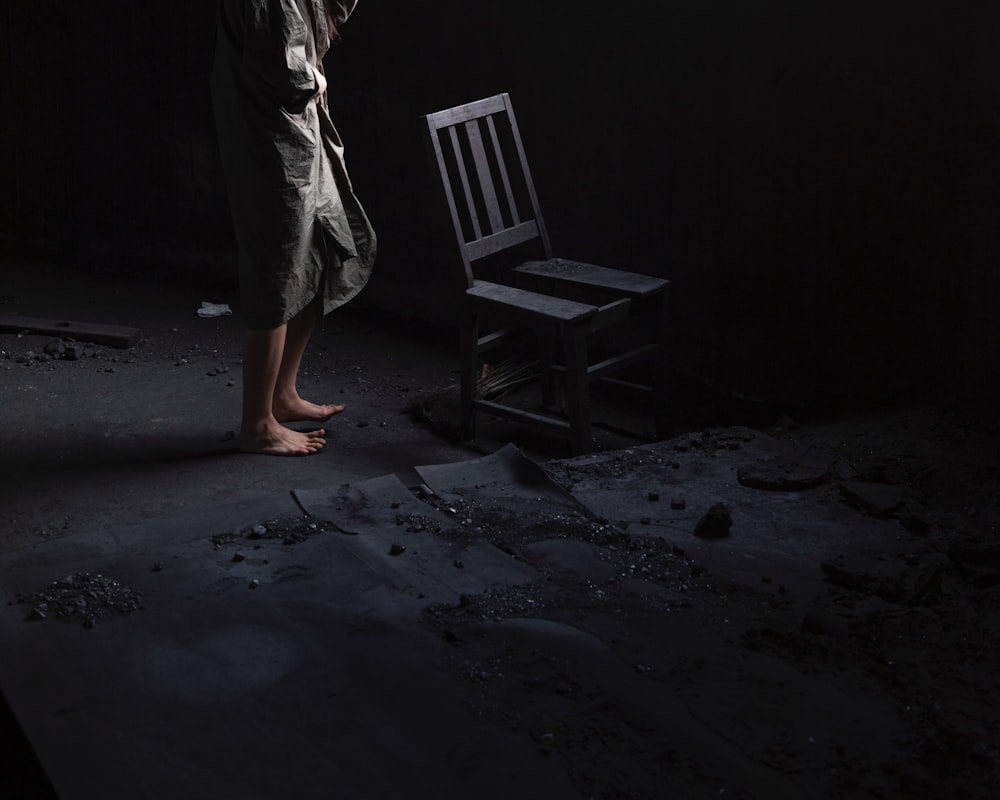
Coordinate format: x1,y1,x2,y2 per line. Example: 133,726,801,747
404,357,539,439
821,561,904,603
422,500,695,627
949,543,1000,589
210,515,333,550
693,503,733,539
838,480,905,518
395,512,441,533
18,572,144,628
737,456,830,490
0,315,139,347
801,603,849,637
196,301,232,318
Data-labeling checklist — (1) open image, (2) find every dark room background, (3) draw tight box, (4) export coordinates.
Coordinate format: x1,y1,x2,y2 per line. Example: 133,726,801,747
2,1,998,419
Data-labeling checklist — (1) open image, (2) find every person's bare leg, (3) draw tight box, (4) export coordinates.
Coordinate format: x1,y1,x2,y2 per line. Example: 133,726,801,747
240,324,326,455
272,294,346,423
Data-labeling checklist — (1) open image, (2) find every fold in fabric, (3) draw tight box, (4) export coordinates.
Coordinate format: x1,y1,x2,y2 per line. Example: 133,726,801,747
211,0,375,329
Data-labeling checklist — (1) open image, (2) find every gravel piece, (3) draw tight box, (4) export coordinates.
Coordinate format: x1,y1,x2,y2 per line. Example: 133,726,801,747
693,503,732,539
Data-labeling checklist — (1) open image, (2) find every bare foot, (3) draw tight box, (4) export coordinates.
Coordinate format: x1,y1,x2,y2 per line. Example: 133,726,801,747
239,419,326,456
273,395,346,423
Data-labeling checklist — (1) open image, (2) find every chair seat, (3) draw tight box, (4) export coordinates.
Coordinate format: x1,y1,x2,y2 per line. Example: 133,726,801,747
466,281,598,324
514,258,668,299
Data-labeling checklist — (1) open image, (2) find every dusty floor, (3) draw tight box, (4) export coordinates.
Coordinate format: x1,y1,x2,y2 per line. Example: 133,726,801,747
1,259,998,799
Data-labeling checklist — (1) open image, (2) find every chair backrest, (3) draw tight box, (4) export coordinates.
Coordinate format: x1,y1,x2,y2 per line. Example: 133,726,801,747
424,93,552,288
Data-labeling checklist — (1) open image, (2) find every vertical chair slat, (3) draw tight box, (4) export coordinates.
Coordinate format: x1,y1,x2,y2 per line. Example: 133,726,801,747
464,119,503,234
486,115,520,226
448,125,482,242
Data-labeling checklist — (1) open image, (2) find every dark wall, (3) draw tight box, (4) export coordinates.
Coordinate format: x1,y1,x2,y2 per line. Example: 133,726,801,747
3,1,999,416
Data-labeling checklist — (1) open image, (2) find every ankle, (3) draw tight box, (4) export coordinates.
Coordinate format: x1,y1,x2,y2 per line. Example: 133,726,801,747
272,390,299,408
242,413,279,435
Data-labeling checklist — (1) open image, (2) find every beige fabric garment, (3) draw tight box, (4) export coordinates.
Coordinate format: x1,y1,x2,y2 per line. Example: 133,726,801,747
211,0,374,329
326,0,358,25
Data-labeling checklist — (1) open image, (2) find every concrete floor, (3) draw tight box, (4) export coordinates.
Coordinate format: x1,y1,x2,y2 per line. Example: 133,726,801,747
0,259,659,799
1,260,998,799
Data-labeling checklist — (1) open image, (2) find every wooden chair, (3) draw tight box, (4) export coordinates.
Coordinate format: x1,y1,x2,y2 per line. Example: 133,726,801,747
423,92,671,454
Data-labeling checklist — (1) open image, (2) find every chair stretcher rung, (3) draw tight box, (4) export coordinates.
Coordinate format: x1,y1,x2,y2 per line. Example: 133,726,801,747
588,343,660,380
547,343,660,382
475,399,572,433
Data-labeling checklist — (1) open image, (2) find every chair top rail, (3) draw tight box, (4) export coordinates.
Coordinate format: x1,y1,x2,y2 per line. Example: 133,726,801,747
424,94,508,130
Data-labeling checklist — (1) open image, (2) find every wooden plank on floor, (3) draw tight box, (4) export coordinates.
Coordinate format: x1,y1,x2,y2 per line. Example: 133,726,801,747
0,315,140,348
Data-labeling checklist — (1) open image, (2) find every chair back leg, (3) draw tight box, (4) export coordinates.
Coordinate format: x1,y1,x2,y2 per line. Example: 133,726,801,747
654,288,673,439
460,306,479,441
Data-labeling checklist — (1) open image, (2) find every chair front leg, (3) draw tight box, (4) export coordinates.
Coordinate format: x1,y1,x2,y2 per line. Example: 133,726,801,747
562,321,592,455
539,326,557,409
